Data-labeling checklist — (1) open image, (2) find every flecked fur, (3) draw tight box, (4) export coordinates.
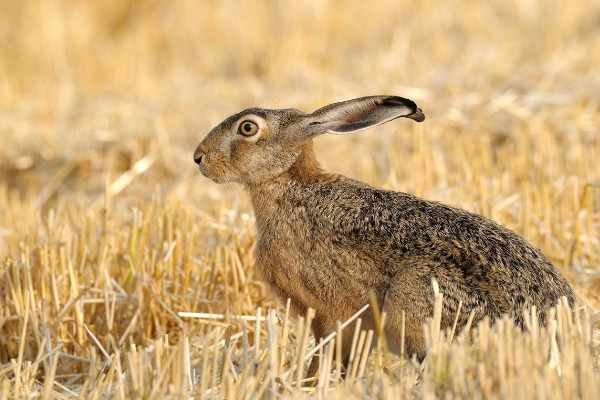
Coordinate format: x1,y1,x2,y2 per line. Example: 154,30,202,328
193,95,575,373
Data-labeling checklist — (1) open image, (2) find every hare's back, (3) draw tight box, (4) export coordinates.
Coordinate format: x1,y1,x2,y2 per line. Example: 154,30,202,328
287,180,575,318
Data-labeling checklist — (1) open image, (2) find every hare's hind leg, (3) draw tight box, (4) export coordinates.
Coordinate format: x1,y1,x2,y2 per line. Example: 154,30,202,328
382,264,493,361
381,268,436,362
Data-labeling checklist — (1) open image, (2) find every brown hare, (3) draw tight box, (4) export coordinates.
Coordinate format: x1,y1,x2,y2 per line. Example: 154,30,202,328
193,95,575,375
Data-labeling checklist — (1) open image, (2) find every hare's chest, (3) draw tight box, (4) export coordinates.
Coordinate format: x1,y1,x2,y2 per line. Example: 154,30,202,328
253,225,307,289
253,218,383,311
253,235,313,313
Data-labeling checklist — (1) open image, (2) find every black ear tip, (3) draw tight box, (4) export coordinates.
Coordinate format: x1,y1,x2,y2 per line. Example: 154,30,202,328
380,96,425,122
407,108,425,122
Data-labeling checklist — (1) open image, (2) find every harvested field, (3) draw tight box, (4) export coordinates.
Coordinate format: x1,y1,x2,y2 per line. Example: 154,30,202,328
1,0,599,398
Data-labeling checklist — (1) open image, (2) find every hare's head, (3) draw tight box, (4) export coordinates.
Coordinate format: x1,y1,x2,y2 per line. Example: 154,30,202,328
193,96,424,185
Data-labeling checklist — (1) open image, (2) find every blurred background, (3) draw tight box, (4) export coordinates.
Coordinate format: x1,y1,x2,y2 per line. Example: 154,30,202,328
2,0,599,292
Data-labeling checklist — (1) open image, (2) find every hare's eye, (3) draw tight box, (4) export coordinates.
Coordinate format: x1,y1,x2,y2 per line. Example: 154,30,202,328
239,121,258,136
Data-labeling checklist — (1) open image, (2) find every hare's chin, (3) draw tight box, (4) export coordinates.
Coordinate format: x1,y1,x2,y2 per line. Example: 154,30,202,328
201,170,230,184
209,176,230,184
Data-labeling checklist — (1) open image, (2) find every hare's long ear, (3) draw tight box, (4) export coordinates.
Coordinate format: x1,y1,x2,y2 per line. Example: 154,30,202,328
302,96,424,138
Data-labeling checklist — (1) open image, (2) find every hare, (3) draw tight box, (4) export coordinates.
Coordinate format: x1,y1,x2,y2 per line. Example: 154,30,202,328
193,95,575,375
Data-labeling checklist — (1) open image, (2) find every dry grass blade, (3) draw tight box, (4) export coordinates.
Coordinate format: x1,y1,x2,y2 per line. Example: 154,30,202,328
178,312,267,321
1,0,599,398
90,154,156,210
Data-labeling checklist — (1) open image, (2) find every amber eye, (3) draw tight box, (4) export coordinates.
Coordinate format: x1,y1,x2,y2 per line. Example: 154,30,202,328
239,120,258,136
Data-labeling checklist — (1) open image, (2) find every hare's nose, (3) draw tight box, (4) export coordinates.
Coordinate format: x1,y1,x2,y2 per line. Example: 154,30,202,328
193,148,204,165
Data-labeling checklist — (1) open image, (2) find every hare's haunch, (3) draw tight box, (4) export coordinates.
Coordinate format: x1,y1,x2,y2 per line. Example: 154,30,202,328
194,95,575,372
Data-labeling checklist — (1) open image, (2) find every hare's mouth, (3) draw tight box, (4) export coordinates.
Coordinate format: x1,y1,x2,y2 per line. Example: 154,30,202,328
199,160,235,184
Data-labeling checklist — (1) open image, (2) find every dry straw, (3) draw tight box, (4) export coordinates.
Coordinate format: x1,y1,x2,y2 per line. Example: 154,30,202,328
1,0,599,398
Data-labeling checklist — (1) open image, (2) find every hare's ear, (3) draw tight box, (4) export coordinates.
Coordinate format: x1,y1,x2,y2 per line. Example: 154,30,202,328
302,96,424,137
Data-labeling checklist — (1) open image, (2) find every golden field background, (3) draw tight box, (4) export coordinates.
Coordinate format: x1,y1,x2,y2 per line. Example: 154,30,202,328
1,0,599,398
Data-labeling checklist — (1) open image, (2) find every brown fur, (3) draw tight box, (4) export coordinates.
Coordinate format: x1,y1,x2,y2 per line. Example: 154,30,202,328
193,96,575,375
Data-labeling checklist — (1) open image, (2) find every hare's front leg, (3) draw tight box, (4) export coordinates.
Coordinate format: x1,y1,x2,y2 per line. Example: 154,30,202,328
305,312,365,383
305,315,343,383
